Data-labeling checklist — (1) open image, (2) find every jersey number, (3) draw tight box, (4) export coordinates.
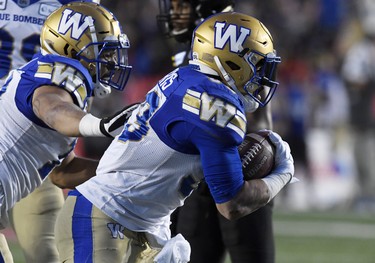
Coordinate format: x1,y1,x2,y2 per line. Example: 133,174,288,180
0,29,40,79
118,89,160,142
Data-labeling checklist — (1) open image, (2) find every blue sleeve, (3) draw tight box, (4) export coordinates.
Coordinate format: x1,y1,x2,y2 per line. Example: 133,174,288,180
170,121,244,204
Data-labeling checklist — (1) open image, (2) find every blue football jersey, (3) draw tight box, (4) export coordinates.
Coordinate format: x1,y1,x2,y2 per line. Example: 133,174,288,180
76,66,247,239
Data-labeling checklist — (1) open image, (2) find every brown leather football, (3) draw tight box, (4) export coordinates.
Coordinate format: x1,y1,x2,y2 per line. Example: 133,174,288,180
238,130,275,180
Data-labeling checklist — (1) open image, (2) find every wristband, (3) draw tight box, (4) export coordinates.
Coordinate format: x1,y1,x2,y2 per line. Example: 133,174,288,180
261,172,292,202
78,114,104,137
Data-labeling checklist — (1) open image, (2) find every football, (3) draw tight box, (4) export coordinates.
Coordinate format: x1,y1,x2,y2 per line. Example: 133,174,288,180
238,130,275,180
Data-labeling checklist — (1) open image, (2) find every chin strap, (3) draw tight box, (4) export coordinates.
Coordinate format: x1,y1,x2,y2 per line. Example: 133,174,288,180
241,94,260,113
213,56,259,113
214,55,236,88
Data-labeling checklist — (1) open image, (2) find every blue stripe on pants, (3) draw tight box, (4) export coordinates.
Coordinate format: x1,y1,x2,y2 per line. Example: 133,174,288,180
71,190,94,263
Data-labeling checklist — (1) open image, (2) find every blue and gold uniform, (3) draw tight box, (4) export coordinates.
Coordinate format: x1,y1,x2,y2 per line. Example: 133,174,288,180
0,52,93,228
56,65,248,262
55,11,291,263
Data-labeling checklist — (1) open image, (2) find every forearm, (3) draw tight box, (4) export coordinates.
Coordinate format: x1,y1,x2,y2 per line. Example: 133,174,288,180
44,102,86,136
49,155,98,189
216,179,270,220
33,86,138,138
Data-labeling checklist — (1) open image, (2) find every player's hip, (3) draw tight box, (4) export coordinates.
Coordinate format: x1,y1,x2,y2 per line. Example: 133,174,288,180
55,192,159,262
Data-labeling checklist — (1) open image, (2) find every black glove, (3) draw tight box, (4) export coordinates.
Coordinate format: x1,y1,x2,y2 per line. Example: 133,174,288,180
100,103,139,138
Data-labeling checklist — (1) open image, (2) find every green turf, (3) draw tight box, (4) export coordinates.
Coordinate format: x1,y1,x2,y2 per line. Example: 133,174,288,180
275,235,375,263
7,210,375,263
274,210,375,224
274,210,375,263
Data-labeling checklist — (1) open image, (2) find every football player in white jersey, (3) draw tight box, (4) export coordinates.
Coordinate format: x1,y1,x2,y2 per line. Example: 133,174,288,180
55,12,295,263
157,1,277,262
0,2,133,262
0,1,102,262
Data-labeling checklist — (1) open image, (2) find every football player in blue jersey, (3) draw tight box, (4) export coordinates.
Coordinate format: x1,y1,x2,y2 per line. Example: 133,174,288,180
1,2,105,262
0,2,134,262
55,11,294,263
157,1,277,262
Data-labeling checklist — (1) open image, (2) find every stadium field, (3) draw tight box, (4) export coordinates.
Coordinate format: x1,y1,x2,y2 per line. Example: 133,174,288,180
272,210,375,263
6,209,375,263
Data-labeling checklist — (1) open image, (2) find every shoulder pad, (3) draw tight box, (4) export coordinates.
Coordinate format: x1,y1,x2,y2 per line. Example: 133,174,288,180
34,54,93,109
182,87,246,141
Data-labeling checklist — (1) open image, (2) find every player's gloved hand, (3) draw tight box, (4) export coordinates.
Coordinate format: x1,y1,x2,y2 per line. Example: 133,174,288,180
268,131,294,178
261,130,295,202
100,103,139,137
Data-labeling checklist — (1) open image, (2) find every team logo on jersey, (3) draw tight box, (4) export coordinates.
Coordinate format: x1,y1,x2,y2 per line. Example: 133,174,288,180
182,89,246,137
39,3,60,17
214,22,250,53
58,9,92,40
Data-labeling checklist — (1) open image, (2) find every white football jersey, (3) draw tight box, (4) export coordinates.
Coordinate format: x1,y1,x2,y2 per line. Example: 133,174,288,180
77,124,203,238
76,66,246,242
0,52,93,229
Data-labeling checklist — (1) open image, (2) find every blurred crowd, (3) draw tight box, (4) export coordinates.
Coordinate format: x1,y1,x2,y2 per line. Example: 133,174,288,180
76,0,375,213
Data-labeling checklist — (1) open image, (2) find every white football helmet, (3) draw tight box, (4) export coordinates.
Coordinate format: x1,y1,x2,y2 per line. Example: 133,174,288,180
40,2,131,98
190,12,281,111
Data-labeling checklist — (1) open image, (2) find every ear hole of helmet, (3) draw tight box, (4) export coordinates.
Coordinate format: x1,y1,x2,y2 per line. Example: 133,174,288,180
63,44,69,56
